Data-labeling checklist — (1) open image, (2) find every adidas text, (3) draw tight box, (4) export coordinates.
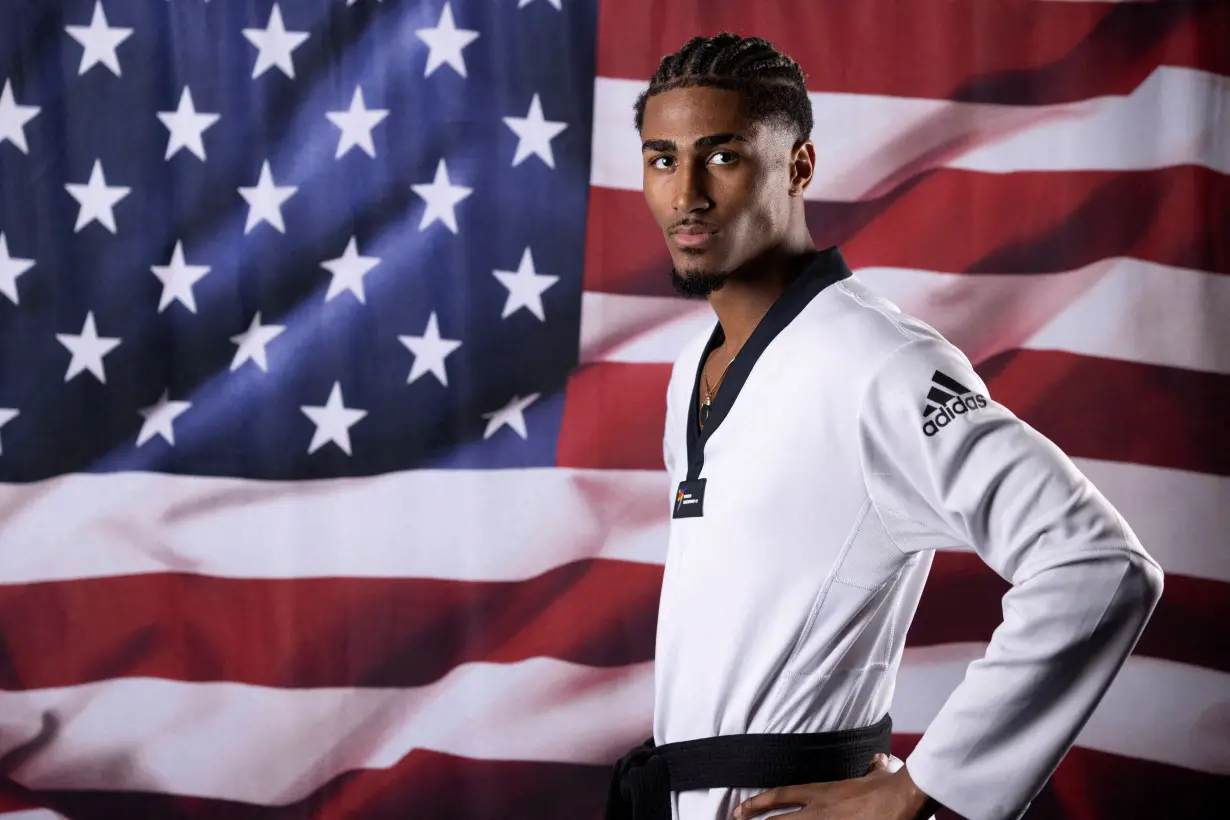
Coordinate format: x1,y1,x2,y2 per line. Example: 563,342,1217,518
922,394,988,437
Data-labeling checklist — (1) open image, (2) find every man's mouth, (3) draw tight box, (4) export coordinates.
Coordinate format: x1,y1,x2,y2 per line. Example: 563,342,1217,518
669,225,719,248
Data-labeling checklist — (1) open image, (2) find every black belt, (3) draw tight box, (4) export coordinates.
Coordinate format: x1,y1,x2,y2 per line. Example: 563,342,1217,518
604,713,893,820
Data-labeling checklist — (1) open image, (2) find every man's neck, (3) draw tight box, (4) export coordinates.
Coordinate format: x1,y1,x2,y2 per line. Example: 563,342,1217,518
707,239,817,355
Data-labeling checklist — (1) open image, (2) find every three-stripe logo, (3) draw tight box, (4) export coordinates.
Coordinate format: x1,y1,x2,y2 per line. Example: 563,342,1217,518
922,370,988,437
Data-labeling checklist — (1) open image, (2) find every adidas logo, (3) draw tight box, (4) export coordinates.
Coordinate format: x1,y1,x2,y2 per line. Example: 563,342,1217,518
921,370,987,437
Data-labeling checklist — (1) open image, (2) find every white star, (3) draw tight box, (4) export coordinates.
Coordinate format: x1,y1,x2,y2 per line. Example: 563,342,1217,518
301,382,367,455
0,79,40,154
0,233,34,306
410,158,472,234
503,93,568,169
0,408,17,456
65,1,134,77
416,3,479,78
321,236,380,303
398,312,462,387
482,393,540,440
150,240,211,313
239,160,297,234
136,390,192,447
157,87,219,161
65,159,130,234
325,87,388,159
56,311,122,383
518,0,563,10
493,246,559,321
229,312,286,372
243,3,309,79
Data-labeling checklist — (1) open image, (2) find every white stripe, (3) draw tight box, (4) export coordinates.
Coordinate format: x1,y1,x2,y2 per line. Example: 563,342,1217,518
0,459,1225,584
591,66,1230,199
0,658,655,805
0,813,66,820
578,290,712,366
893,647,1230,776
0,653,1222,806
580,259,1230,376
0,468,670,584
1071,458,1230,584
858,259,1230,375
950,66,1228,175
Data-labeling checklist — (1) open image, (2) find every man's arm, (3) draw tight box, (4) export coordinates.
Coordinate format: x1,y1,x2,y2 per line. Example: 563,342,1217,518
857,336,1164,820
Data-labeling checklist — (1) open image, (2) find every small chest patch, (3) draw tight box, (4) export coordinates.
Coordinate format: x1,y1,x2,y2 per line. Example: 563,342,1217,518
672,479,706,519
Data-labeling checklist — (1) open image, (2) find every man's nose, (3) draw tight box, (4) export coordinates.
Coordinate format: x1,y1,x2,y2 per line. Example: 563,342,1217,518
671,164,710,213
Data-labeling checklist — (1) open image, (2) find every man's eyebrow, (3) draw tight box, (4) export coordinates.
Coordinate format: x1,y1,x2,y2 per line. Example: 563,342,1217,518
694,132,746,148
641,138,675,153
640,133,748,152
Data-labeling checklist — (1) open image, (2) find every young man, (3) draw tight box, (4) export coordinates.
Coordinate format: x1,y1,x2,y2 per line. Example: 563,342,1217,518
604,34,1165,820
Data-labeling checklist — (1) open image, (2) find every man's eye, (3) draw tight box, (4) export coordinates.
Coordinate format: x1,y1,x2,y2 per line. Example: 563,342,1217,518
710,151,737,165
649,156,673,169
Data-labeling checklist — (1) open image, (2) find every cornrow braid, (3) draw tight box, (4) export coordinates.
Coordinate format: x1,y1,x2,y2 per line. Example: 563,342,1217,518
633,33,813,141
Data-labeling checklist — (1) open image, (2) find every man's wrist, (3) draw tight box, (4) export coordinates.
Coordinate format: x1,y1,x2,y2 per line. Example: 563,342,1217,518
892,764,942,819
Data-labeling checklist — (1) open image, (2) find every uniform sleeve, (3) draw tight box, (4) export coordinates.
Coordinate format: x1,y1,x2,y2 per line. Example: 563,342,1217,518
857,337,1164,820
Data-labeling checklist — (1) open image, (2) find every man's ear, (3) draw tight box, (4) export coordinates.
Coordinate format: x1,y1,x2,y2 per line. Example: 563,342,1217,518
789,139,816,197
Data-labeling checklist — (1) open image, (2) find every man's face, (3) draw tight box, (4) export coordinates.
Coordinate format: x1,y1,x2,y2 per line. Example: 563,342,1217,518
639,86,803,297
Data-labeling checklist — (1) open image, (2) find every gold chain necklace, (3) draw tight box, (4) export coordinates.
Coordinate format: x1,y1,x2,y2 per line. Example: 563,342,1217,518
699,355,736,430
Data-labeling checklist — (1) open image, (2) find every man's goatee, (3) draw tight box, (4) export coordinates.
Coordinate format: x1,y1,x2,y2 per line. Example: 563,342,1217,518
670,268,727,298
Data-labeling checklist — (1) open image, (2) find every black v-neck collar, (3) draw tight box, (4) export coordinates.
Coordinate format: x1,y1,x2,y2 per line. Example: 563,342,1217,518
683,246,853,481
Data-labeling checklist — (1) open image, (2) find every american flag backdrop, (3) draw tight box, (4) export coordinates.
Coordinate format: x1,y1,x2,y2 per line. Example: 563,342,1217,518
0,0,1226,818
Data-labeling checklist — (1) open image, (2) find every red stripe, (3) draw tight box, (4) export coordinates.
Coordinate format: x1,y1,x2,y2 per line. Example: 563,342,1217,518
559,354,1230,476
0,752,613,820
0,554,1220,693
891,737,1230,820
909,553,1223,675
981,348,1230,478
597,0,1229,103
0,561,662,690
556,362,670,471
0,787,38,814
6,744,1228,820
582,166,1230,298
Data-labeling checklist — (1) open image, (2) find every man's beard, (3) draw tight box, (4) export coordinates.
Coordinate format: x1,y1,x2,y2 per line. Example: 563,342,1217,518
670,265,728,299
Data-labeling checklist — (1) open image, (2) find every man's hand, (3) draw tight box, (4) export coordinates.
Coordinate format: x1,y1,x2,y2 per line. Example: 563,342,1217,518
732,754,939,820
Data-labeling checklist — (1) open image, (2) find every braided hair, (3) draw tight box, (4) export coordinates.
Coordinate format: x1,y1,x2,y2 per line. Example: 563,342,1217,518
632,33,813,141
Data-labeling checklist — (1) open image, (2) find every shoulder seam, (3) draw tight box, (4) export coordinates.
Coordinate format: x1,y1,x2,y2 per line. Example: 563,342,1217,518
834,280,927,345
854,334,935,433
854,334,943,559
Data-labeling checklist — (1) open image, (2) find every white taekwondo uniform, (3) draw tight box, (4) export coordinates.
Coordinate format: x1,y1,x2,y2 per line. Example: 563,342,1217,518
654,247,1164,820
